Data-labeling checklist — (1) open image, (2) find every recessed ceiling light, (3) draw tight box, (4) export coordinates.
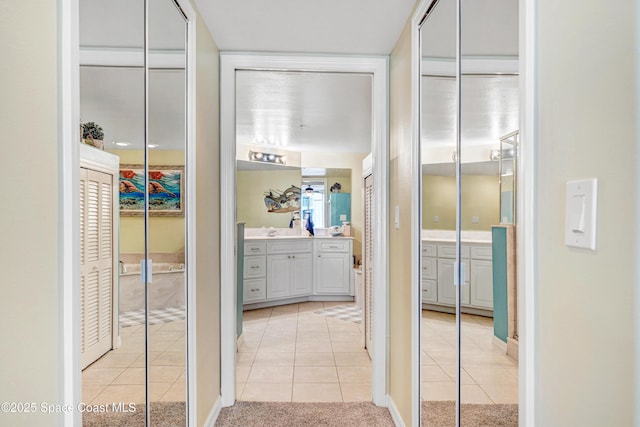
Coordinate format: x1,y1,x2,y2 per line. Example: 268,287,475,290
147,144,158,148
114,141,130,147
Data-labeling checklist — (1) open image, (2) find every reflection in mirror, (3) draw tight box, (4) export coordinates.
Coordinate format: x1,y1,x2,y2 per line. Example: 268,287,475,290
419,0,520,423
78,0,188,425
419,0,458,424
148,0,187,424
460,0,519,424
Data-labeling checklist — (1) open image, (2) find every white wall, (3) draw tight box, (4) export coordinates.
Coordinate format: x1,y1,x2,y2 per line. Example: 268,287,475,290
0,1,62,425
535,1,638,425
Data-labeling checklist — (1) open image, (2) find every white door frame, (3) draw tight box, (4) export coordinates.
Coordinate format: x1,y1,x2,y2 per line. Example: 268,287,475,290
410,0,537,426
220,52,389,407
59,0,198,424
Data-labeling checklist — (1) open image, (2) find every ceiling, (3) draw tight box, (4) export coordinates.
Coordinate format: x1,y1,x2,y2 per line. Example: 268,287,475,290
78,0,520,158
194,0,416,55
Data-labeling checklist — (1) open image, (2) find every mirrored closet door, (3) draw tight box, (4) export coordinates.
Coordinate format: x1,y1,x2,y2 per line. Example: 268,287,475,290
79,1,189,425
417,0,520,425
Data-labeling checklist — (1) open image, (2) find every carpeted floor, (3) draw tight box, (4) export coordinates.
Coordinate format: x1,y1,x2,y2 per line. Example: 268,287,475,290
216,401,394,427
82,402,185,427
423,401,518,426
83,400,518,426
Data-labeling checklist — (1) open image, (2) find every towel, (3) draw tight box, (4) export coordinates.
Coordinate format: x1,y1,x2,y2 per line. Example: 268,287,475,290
305,212,315,236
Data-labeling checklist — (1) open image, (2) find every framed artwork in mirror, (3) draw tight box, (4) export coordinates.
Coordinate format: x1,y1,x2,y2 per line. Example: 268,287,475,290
119,165,184,216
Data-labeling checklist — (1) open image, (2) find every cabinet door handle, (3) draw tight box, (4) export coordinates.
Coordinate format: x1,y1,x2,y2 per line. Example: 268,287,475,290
318,255,321,258
251,265,259,269
291,255,295,259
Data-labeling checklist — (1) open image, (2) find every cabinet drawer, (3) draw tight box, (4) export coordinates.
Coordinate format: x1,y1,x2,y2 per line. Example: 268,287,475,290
245,242,266,256
421,244,436,257
470,245,492,260
315,240,350,253
243,278,266,303
421,257,437,280
243,256,266,278
267,240,312,254
421,279,437,303
438,244,470,259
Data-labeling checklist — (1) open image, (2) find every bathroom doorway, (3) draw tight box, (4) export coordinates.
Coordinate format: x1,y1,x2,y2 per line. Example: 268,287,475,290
220,54,389,407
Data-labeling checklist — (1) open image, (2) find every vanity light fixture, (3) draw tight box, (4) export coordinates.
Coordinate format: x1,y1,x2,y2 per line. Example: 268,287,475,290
490,147,516,161
248,150,286,165
305,185,314,195
148,144,159,149
114,141,130,147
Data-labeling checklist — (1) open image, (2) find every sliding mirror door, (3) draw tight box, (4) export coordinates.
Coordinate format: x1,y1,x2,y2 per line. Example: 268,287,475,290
419,0,459,423
417,0,521,424
147,0,188,423
79,1,190,425
459,0,519,422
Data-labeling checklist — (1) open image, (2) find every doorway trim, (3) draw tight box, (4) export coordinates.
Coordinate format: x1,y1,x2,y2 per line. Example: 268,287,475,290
220,52,389,407
60,0,198,424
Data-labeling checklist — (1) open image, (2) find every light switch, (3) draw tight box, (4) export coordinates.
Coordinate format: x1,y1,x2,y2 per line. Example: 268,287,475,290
565,178,597,250
340,214,347,221
433,215,440,223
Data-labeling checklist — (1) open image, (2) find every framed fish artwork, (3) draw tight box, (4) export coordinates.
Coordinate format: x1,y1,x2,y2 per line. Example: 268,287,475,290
119,165,184,216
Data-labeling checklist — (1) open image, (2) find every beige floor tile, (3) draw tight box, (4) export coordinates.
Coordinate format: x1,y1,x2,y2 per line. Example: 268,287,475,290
165,340,187,353
297,301,325,313
340,383,371,402
296,321,329,332
241,382,292,402
421,365,452,382
236,382,246,400
117,335,146,353
292,383,342,402
112,367,146,385
160,320,186,332
294,367,338,383
83,367,126,386
259,339,296,353
130,352,161,368
120,324,143,336
337,366,371,383
253,351,295,366
422,381,456,401
82,385,105,404
149,366,184,383
148,338,178,353
295,338,332,353
151,351,185,366
464,366,519,385
331,340,365,352
460,384,493,404
236,351,256,366
248,366,294,383
236,365,251,383
421,353,437,366
480,383,519,404
437,365,476,385
91,352,139,369
333,352,371,367
294,352,335,367
159,380,186,402
91,384,146,404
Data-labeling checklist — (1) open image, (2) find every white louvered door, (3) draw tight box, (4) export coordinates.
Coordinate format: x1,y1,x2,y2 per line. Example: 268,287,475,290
364,174,373,358
80,167,114,369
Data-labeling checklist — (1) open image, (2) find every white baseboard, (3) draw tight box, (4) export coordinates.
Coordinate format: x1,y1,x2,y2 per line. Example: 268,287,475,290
492,335,508,352
203,396,222,427
387,395,407,427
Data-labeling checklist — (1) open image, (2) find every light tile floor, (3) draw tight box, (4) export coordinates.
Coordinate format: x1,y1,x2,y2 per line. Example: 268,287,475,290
421,310,519,404
82,319,187,405
237,301,372,403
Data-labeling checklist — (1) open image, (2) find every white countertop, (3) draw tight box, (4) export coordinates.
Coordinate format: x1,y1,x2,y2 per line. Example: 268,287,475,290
421,229,492,244
245,235,353,240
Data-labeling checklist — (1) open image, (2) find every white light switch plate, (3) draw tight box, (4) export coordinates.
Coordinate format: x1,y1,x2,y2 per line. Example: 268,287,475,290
394,206,400,229
565,178,597,250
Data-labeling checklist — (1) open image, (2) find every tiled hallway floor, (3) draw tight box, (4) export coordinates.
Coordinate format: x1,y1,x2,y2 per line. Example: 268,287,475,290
237,301,372,403
82,319,186,404
421,310,519,404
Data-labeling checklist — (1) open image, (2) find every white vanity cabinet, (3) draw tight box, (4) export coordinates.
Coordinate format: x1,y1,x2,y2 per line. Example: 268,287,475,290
243,237,353,307
314,239,352,295
266,240,313,299
243,242,266,303
422,239,493,312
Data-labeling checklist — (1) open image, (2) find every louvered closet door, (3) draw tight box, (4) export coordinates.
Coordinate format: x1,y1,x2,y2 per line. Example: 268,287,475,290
364,174,373,358
80,168,114,369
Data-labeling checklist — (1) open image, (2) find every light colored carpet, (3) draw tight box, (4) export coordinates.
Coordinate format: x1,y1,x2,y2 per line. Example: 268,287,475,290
216,401,394,427
423,401,518,426
82,400,518,426
82,402,185,427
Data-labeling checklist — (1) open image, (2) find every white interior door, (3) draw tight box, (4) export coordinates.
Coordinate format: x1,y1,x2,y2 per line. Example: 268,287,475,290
80,167,114,369
364,173,373,359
